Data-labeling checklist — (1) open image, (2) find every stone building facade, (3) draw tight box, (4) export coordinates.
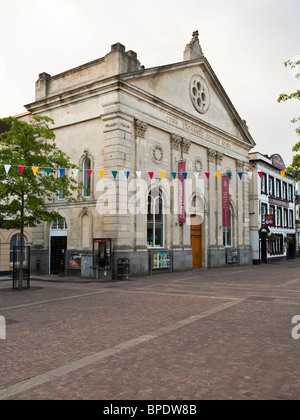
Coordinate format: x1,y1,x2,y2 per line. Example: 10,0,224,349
19,32,255,277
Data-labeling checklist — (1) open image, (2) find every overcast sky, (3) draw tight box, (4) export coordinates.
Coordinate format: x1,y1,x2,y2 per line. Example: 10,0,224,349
0,0,299,166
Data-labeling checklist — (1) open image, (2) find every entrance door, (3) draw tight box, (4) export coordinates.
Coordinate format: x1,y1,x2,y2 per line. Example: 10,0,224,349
190,215,202,269
260,233,268,264
50,236,67,274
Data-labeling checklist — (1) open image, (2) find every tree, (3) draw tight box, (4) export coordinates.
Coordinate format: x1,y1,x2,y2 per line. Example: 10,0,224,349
0,115,79,289
277,59,300,178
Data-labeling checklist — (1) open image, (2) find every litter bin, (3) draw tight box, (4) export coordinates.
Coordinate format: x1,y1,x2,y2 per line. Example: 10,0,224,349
117,258,130,280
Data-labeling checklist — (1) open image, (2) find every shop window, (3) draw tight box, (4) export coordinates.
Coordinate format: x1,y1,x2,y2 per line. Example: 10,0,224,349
269,234,284,256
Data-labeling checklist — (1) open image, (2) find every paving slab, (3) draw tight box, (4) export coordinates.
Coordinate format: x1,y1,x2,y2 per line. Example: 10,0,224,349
0,259,300,400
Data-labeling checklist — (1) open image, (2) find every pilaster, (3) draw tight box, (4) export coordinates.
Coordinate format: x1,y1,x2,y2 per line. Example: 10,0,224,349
207,148,217,246
216,152,224,246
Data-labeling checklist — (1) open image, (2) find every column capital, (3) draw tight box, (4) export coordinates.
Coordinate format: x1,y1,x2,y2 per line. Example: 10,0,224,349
216,152,224,165
170,134,181,151
181,138,191,154
236,159,244,171
207,148,216,163
135,119,148,138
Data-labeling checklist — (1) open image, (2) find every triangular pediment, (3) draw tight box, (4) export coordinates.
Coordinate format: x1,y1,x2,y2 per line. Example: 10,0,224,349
123,59,255,148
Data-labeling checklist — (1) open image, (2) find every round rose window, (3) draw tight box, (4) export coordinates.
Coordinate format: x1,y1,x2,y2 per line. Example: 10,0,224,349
190,75,210,114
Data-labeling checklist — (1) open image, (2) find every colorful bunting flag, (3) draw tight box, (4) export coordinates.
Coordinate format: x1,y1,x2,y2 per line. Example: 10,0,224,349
193,172,199,179
32,167,38,176
148,172,154,180
226,172,232,181
280,170,285,179
99,170,105,179
258,171,263,179
4,164,10,174
136,171,142,179
72,168,78,178
247,172,253,181
18,166,25,175
237,172,243,180
46,168,53,176
171,172,177,180
86,170,92,179
160,172,166,180
124,171,130,180
216,172,221,180
59,168,65,177
182,172,188,180
112,170,118,179
205,172,210,180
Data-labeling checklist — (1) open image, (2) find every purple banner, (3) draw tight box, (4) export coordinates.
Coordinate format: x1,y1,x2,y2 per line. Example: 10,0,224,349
178,161,186,224
222,175,230,227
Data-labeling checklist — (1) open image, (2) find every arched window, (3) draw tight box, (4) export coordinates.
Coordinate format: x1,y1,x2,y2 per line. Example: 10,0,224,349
82,157,91,197
10,234,27,264
58,168,65,200
147,189,164,248
223,207,233,247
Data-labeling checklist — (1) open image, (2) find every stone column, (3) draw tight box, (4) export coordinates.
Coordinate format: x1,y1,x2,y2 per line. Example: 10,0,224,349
181,138,191,253
207,148,217,246
134,119,148,250
170,134,182,250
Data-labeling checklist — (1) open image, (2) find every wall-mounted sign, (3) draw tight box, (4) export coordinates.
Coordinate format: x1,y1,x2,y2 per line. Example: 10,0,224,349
271,154,286,171
265,215,274,227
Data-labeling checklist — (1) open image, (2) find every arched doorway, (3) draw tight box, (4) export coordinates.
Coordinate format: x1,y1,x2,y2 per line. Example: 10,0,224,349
190,215,202,268
50,220,67,274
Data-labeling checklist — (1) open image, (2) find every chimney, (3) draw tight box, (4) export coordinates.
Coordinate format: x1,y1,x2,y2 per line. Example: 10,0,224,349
183,31,204,61
35,72,51,101
105,43,141,77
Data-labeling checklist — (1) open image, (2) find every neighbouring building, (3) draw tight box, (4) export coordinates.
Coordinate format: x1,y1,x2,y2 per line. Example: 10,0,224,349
249,152,296,264
14,32,255,277
295,181,300,257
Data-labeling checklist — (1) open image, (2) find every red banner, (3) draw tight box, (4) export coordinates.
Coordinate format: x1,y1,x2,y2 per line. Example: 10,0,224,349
178,161,186,224
222,175,230,227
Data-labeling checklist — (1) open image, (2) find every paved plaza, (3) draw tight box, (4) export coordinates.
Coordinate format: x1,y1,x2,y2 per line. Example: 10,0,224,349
0,260,300,400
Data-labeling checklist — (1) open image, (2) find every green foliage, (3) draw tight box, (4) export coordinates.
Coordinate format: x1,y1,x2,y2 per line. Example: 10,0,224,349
0,115,80,229
277,59,300,179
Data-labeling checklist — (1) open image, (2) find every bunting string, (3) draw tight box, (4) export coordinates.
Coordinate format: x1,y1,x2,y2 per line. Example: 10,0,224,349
0,164,290,181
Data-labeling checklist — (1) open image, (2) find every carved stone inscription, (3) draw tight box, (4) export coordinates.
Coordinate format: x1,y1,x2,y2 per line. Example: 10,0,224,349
166,115,231,148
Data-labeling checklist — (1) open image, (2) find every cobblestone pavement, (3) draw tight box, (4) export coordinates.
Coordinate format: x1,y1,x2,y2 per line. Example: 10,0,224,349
0,260,300,400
